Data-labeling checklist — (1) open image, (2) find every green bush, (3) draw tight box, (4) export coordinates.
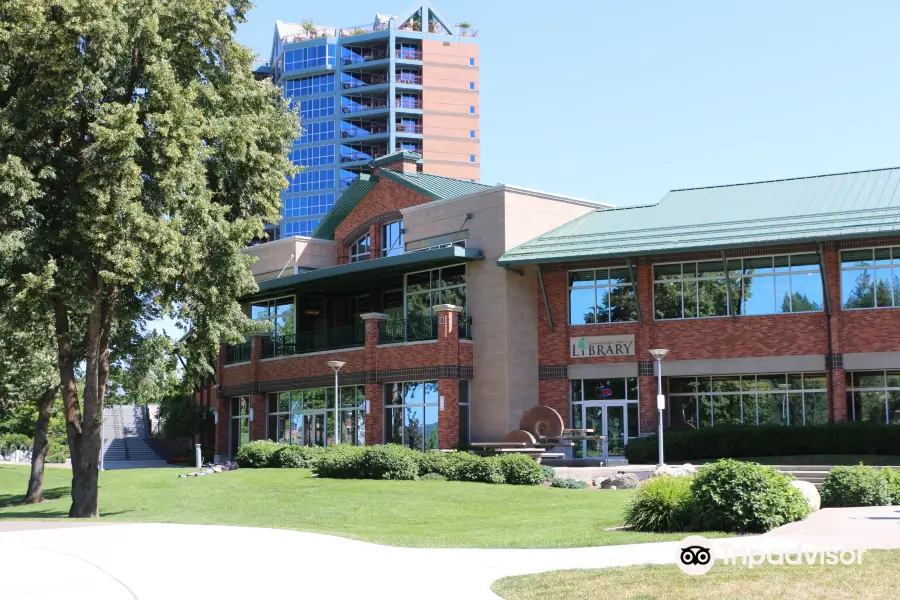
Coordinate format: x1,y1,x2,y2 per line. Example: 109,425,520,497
820,465,893,507
420,473,447,481
441,451,504,484
235,440,281,468
883,468,900,505
625,422,900,463
550,477,588,489
692,460,809,532
273,444,322,469
417,450,449,477
0,433,32,450
541,465,556,482
360,444,419,480
315,444,366,478
624,476,696,532
496,454,545,485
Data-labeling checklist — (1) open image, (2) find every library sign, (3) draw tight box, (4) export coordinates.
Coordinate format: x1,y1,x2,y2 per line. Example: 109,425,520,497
570,334,635,358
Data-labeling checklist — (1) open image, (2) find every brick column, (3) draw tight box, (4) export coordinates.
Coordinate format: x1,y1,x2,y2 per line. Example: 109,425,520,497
538,380,570,425
361,312,389,445
639,375,658,434
831,368,848,422
250,393,267,441
435,304,463,449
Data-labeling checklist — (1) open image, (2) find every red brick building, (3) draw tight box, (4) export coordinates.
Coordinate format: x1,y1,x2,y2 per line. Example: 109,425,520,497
498,167,900,461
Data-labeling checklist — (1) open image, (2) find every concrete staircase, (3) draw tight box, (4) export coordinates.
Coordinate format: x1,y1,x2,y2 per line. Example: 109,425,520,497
774,465,900,486
101,405,166,463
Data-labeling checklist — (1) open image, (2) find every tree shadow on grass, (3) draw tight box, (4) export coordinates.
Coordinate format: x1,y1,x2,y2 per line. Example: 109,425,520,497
0,486,70,509
0,509,130,520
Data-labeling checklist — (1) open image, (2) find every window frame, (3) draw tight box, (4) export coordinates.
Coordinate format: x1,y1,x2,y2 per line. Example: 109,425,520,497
846,369,900,424
403,263,467,319
382,380,440,451
349,233,371,263
249,295,296,336
567,266,637,326
840,246,900,311
381,220,405,257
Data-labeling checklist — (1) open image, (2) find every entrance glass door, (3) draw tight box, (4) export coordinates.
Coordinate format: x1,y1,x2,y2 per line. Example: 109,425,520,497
578,402,629,462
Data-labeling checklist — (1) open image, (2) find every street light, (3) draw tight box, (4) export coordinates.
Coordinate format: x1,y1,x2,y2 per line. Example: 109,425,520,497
327,361,346,446
648,349,670,467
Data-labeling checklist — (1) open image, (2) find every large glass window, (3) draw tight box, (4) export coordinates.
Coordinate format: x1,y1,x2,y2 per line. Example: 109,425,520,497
284,73,335,97
668,373,827,428
229,396,251,459
383,381,439,451
653,254,822,320
267,386,366,447
282,194,335,218
846,371,900,424
250,296,295,335
840,247,900,310
382,220,404,257
568,267,637,325
570,378,639,459
405,264,466,319
458,380,471,448
298,96,335,120
349,234,370,263
284,44,337,72
289,169,335,194
298,121,335,144
283,219,320,238
290,145,335,168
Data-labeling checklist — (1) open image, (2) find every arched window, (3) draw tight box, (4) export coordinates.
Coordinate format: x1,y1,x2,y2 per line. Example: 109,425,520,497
349,234,371,263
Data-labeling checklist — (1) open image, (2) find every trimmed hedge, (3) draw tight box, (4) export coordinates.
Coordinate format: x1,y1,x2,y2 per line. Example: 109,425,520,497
235,440,280,468
550,477,588,489
625,423,900,463
315,444,367,478
273,444,322,469
692,460,809,532
884,468,900,505
820,465,894,507
624,475,696,532
496,453,545,485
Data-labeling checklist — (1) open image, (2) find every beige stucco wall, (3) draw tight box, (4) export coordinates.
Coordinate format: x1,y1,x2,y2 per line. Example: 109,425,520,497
402,188,598,441
245,237,337,282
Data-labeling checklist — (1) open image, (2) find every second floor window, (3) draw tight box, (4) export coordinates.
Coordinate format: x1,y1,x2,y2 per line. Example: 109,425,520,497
382,221,404,257
250,297,295,336
349,234,370,263
841,247,900,310
569,268,637,325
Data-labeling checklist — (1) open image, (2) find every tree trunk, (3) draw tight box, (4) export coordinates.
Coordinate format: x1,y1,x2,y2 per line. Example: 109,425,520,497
23,386,58,504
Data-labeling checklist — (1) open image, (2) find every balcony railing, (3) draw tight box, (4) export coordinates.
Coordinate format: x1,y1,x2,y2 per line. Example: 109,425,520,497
225,342,251,365
396,99,423,110
460,316,473,340
378,316,438,344
342,76,388,89
395,74,423,85
396,49,423,60
396,123,423,134
341,151,386,163
261,327,365,359
341,125,389,138
340,22,390,37
342,51,388,65
341,101,388,114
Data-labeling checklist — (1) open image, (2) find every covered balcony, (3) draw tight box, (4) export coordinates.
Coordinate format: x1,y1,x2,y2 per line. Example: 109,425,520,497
341,95,389,115
340,143,389,165
340,118,389,140
341,43,389,65
341,71,388,90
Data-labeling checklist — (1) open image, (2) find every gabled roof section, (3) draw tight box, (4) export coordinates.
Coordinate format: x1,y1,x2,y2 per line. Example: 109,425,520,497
379,169,491,201
369,150,421,168
311,169,493,240
499,167,900,265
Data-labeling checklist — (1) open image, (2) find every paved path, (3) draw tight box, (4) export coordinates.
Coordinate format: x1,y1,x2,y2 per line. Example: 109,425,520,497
0,506,897,600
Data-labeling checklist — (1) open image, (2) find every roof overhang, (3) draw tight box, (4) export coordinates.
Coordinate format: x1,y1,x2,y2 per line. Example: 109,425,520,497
248,246,483,299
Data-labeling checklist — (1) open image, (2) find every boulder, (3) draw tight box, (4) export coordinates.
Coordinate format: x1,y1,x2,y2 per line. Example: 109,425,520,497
600,473,641,489
653,464,695,478
791,480,821,511
593,476,608,488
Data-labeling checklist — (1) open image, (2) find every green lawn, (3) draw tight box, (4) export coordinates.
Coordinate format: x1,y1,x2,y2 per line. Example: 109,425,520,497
492,550,900,600
0,465,701,548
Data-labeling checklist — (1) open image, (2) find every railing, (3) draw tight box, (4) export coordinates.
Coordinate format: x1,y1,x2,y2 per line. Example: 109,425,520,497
396,123,423,133
341,125,389,138
225,342,251,365
341,101,388,114
396,145,421,153
340,22,391,37
396,49,423,60
395,74,423,85
378,316,438,344
341,151,386,163
342,51,388,65
342,76,388,89
460,316,473,340
261,327,365,359
395,99,423,109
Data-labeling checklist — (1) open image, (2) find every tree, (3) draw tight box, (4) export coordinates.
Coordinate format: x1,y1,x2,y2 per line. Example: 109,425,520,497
780,292,821,313
108,331,181,406
0,0,298,517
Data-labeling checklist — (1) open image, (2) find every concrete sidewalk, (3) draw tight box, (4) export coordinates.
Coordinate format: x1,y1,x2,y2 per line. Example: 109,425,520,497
0,506,897,600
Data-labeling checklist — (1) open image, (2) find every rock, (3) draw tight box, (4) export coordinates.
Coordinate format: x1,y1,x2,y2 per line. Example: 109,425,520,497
653,464,696,478
593,476,608,488
681,463,697,474
212,465,223,473
791,480,821,511
600,473,641,489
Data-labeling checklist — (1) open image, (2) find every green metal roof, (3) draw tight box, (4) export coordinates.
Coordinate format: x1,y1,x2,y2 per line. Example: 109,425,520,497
311,169,492,240
379,169,492,201
499,167,900,265
369,151,422,167
248,246,483,299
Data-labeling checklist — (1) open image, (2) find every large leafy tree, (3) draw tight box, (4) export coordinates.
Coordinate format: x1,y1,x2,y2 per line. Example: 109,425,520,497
0,0,298,517
108,330,181,406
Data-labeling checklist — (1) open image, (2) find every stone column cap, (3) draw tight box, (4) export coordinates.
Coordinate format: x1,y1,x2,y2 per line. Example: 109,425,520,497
360,312,391,320
434,304,464,313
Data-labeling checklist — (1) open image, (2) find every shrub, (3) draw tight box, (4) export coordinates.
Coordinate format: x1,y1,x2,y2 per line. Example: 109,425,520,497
883,468,900,505
550,477,588,489
273,444,322,469
441,451,504,484
420,473,447,481
496,454,545,485
0,433,32,450
624,476,696,532
541,465,556,482
360,444,419,480
315,444,366,478
692,460,809,532
417,450,449,477
625,422,900,463
820,465,893,507
235,440,281,468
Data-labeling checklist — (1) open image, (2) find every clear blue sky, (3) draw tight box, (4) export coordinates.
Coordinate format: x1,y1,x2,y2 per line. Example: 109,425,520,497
237,0,900,207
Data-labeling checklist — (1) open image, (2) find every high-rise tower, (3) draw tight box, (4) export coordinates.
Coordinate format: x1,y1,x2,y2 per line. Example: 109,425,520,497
267,3,480,239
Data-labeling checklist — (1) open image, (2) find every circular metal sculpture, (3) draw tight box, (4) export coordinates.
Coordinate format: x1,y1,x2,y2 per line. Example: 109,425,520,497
519,406,565,438
503,429,538,447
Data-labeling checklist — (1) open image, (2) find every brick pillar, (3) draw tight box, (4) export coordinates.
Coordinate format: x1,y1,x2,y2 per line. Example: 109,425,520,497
250,393,267,441
832,368,848,421
436,304,463,449
538,380,570,425
639,375,658,434
361,312,389,445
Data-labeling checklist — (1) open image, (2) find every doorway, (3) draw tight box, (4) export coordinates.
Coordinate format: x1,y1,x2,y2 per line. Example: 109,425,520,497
577,401,630,461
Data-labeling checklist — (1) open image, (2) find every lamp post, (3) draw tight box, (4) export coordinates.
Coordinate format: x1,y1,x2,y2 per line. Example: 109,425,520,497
648,349,670,467
327,361,346,446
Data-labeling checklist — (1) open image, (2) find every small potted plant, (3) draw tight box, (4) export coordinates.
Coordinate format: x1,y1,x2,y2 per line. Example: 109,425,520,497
300,17,316,37
458,21,471,35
